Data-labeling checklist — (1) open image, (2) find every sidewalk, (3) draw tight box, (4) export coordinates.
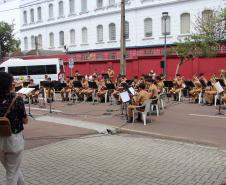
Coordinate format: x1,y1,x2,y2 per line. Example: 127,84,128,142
27,99,226,149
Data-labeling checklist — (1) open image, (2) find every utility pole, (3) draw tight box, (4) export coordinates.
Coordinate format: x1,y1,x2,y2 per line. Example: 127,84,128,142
120,0,126,76
35,36,39,56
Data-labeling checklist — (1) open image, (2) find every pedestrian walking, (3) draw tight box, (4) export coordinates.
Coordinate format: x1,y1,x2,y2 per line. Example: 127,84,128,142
0,72,28,185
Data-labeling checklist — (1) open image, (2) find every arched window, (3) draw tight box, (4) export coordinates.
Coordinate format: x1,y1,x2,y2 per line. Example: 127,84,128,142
144,18,152,37
97,0,103,9
97,25,103,42
82,27,88,43
109,23,116,41
49,4,54,18
58,1,64,17
69,0,75,14
23,11,27,24
181,13,190,34
202,9,213,21
109,0,115,6
161,16,170,35
70,29,75,45
37,7,42,21
49,32,54,47
81,0,87,13
24,37,28,50
31,35,35,49
30,9,34,23
125,21,129,39
37,34,42,49
59,31,64,46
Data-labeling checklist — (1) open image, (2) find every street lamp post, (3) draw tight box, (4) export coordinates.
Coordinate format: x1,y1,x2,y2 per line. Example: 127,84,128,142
162,12,168,79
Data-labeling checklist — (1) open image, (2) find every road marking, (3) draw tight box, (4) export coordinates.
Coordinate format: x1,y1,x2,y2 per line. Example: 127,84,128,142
35,116,116,134
189,114,226,119
25,107,62,113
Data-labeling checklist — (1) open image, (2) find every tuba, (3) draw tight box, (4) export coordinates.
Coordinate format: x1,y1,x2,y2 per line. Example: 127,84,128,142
220,69,226,86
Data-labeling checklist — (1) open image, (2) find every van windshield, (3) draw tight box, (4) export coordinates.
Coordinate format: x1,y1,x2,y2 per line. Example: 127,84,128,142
0,67,5,72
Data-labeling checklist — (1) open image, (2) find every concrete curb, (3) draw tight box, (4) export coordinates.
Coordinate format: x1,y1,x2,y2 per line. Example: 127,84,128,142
115,127,218,148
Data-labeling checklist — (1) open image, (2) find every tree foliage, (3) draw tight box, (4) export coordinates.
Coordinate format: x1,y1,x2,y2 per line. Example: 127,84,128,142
0,21,20,60
171,8,226,76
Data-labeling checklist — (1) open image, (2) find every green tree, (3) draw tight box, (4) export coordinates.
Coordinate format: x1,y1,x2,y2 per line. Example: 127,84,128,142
0,21,20,61
171,8,226,77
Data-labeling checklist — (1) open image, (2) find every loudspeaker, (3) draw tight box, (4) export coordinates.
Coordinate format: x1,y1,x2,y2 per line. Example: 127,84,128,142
160,60,165,68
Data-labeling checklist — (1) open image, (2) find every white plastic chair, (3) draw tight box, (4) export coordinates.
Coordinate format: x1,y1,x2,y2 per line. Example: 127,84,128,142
214,94,219,106
150,98,160,117
132,100,152,125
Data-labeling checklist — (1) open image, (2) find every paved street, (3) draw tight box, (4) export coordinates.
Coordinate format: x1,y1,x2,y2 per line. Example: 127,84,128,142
1,134,226,185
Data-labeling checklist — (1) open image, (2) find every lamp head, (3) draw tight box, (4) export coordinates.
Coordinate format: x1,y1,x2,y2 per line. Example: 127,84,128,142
162,12,169,19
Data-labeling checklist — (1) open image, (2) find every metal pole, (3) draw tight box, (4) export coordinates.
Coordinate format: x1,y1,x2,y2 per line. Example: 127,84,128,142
120,0,126,76
164,18,167,79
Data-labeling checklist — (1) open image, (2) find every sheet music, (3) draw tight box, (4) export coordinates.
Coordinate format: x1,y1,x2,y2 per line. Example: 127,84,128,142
119,91,130,103
17,88,35,95
128,87,136,96
214,82,224,94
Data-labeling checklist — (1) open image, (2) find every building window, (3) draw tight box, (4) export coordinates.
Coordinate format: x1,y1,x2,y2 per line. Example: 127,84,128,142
97,0,103,9
69,0,75,14
70,29,75,45
58,1,64,17
49,4,54,18
97,25,103,42
59,31,64,47
125,21,129,39
109,0,115,6
202,9,213,21
109,23,116,41
82,27,88,43
37,7,42,21
37,34,42,49
181,13,190,34
161,16,170,35
23,11,27,24
24,37,28,50
49,32,54,48
81,0,87,13
31,35,35,49
144,18,152,37
30,9,34,23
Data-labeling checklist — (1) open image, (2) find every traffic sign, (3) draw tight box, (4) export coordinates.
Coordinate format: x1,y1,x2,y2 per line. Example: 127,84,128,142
69,58,74,69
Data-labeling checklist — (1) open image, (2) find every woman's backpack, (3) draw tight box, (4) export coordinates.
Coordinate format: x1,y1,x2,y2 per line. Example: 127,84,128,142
0,96,17,137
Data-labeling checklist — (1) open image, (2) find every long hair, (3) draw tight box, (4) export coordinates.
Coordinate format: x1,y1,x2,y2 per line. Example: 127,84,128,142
0,72,13,97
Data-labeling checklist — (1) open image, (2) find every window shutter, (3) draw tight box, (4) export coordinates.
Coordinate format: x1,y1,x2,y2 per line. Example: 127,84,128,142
109,23,116,41
181,13,190,34
144,18,152,37
97,25,103,42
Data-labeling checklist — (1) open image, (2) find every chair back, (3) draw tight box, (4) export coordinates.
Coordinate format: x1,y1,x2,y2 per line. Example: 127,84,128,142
144,100,152,113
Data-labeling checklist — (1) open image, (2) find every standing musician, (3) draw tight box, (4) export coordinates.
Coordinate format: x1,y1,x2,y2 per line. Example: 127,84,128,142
189,75,202,102
107,67,115,82
45,77,54,102
127,83,150,123
60,78,73,101
170,74,184,101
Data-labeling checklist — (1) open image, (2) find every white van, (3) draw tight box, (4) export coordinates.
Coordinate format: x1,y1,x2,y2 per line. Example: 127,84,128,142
0,58,65,84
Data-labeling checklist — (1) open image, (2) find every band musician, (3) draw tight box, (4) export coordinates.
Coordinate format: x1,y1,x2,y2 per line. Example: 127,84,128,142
28,79,39,104
127,83,150,123
107,67,114,82
170,74,184,101
45,77,54,102
60,78,73,101
189,75,202,102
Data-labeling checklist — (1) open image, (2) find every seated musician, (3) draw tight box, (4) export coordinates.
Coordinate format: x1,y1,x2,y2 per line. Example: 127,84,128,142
112,75,125,104
204,78,217,105
107,67,114,83
28,79,39,104
170,74,184,101
97,78,108,102
127,83,150,123
60,78,73,101
156,76,164,94
189,75,202,102
80,76,93,99
131,76,139,89
45,77,54,102
148,79,158,99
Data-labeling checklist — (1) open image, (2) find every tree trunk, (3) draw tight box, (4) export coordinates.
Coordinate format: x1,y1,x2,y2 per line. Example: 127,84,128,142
175,62,180,78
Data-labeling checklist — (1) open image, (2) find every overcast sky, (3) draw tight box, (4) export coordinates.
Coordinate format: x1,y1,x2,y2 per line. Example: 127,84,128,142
0,0,20,38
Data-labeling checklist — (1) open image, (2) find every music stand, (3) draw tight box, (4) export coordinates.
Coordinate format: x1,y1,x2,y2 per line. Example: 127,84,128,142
126,80,133,86
119,91,130,120
77,76,85,81
102,73,109,79
23,81,29,87
17,87,35,118
106,83,115,105
73,81,82,88
15,86,22,92
88,81,98,89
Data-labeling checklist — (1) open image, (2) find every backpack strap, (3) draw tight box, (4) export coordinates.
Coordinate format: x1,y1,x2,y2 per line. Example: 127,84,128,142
3,96,17,118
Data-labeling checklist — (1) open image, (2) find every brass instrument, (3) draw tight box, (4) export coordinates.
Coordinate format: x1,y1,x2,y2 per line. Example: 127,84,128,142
210,75,217,85
220,69,226,86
